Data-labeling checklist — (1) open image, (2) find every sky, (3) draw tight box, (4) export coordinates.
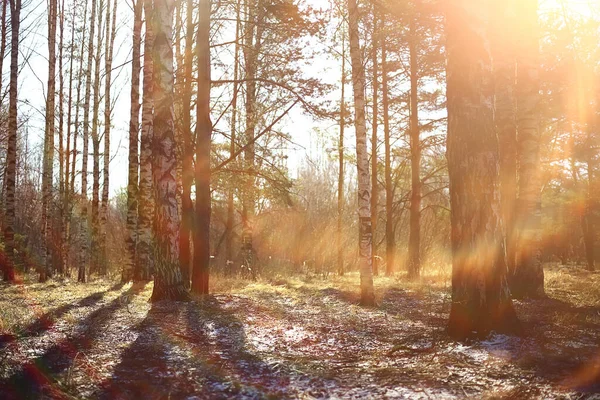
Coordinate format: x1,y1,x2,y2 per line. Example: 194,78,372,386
12,0,596,201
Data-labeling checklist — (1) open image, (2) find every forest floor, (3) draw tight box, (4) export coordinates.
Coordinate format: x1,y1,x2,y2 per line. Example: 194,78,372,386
0,265,600,399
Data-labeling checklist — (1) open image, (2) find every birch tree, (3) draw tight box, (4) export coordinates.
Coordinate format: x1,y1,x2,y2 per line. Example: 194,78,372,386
150,0,188,301
137,0,155,281
348,0,375,306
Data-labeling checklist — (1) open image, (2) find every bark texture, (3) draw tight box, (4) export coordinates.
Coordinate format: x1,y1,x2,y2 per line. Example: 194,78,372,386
348,0,375,306
125,0,142,282
513,0,545,298
191,0,212,295
4,0,21,282
79,0,98,283
41,0,57,282
137,0,155,281
446,0,520,339
382,34,394,276
407,19,421,279
150,0,188,301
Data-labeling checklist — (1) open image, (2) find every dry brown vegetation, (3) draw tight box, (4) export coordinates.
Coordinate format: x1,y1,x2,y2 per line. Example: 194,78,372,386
0,265,599,399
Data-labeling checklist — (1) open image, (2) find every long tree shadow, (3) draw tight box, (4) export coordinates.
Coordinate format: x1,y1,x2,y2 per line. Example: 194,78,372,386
504,296,600,393
97,296,308,399
0,283,147,400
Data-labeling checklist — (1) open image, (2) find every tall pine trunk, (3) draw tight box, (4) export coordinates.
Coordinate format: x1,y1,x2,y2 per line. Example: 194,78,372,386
150,0,188,301
179,0,194,286
407,19,421,280
64,1,77,275
4,0,21,282
100,0,117,275
90,0,104,276
41,0,57,282
513,0,544,298
225,1,241,269
192,0,212,295
56,0,65,275
491,0,518,284
446,0,520,339
337,24,346,277
382,30,394,277
370,8,379,276
348,0,375,306
125,0,142,282
79,0,97,283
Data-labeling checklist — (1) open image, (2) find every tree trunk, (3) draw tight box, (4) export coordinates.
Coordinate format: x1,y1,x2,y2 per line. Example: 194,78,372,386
125,0,142,282
150,0,188,301
79,0,97,283
337,22,346,277
56,0,65,276
446,0,520,339
100,0,117,276
241,0,262,274
72,1,88,199
179,0,194,287
583,138,596,271
382,32,394,277
192,0,212,296
370,8,379,276
3,0,21,282
137,0,155,282
225,0,241,270
347,0,375,306
407,19,421,280
64,1,77,276
491,0,518,285
41,0,57,282
90,0,104,276
513,0,544,298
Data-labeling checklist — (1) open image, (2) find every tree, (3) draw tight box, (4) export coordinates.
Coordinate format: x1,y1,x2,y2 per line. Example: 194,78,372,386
192,0,212,295
150,0,188,301
3,0,21,282
512,0,545,298
338,18,346,276
90,0,104,275
491,0,518,286
137,0,155,281
371,5,379,276
446,0,520,339
381,18,394,277
224,0,241,271
79,0,98,283
179,0,194,287
347,0,375,306
100,0,117,275
40,0,58,282
407,16,421,279
125,0,142,282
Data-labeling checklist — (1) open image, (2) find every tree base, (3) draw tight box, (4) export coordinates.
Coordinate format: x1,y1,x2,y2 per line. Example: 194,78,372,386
151,283,190,302
447,299,522,340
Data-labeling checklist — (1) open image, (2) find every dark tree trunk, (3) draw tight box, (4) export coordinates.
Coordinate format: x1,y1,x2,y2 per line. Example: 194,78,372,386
407,19,421,280
446,0,520,339
4,0,21,282
191,0,212,296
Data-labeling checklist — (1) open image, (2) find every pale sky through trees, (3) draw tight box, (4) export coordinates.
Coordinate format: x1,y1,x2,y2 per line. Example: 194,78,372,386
12,0,595,198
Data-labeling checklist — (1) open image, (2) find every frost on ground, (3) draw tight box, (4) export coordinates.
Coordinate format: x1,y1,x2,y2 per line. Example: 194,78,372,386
0,267,599,399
